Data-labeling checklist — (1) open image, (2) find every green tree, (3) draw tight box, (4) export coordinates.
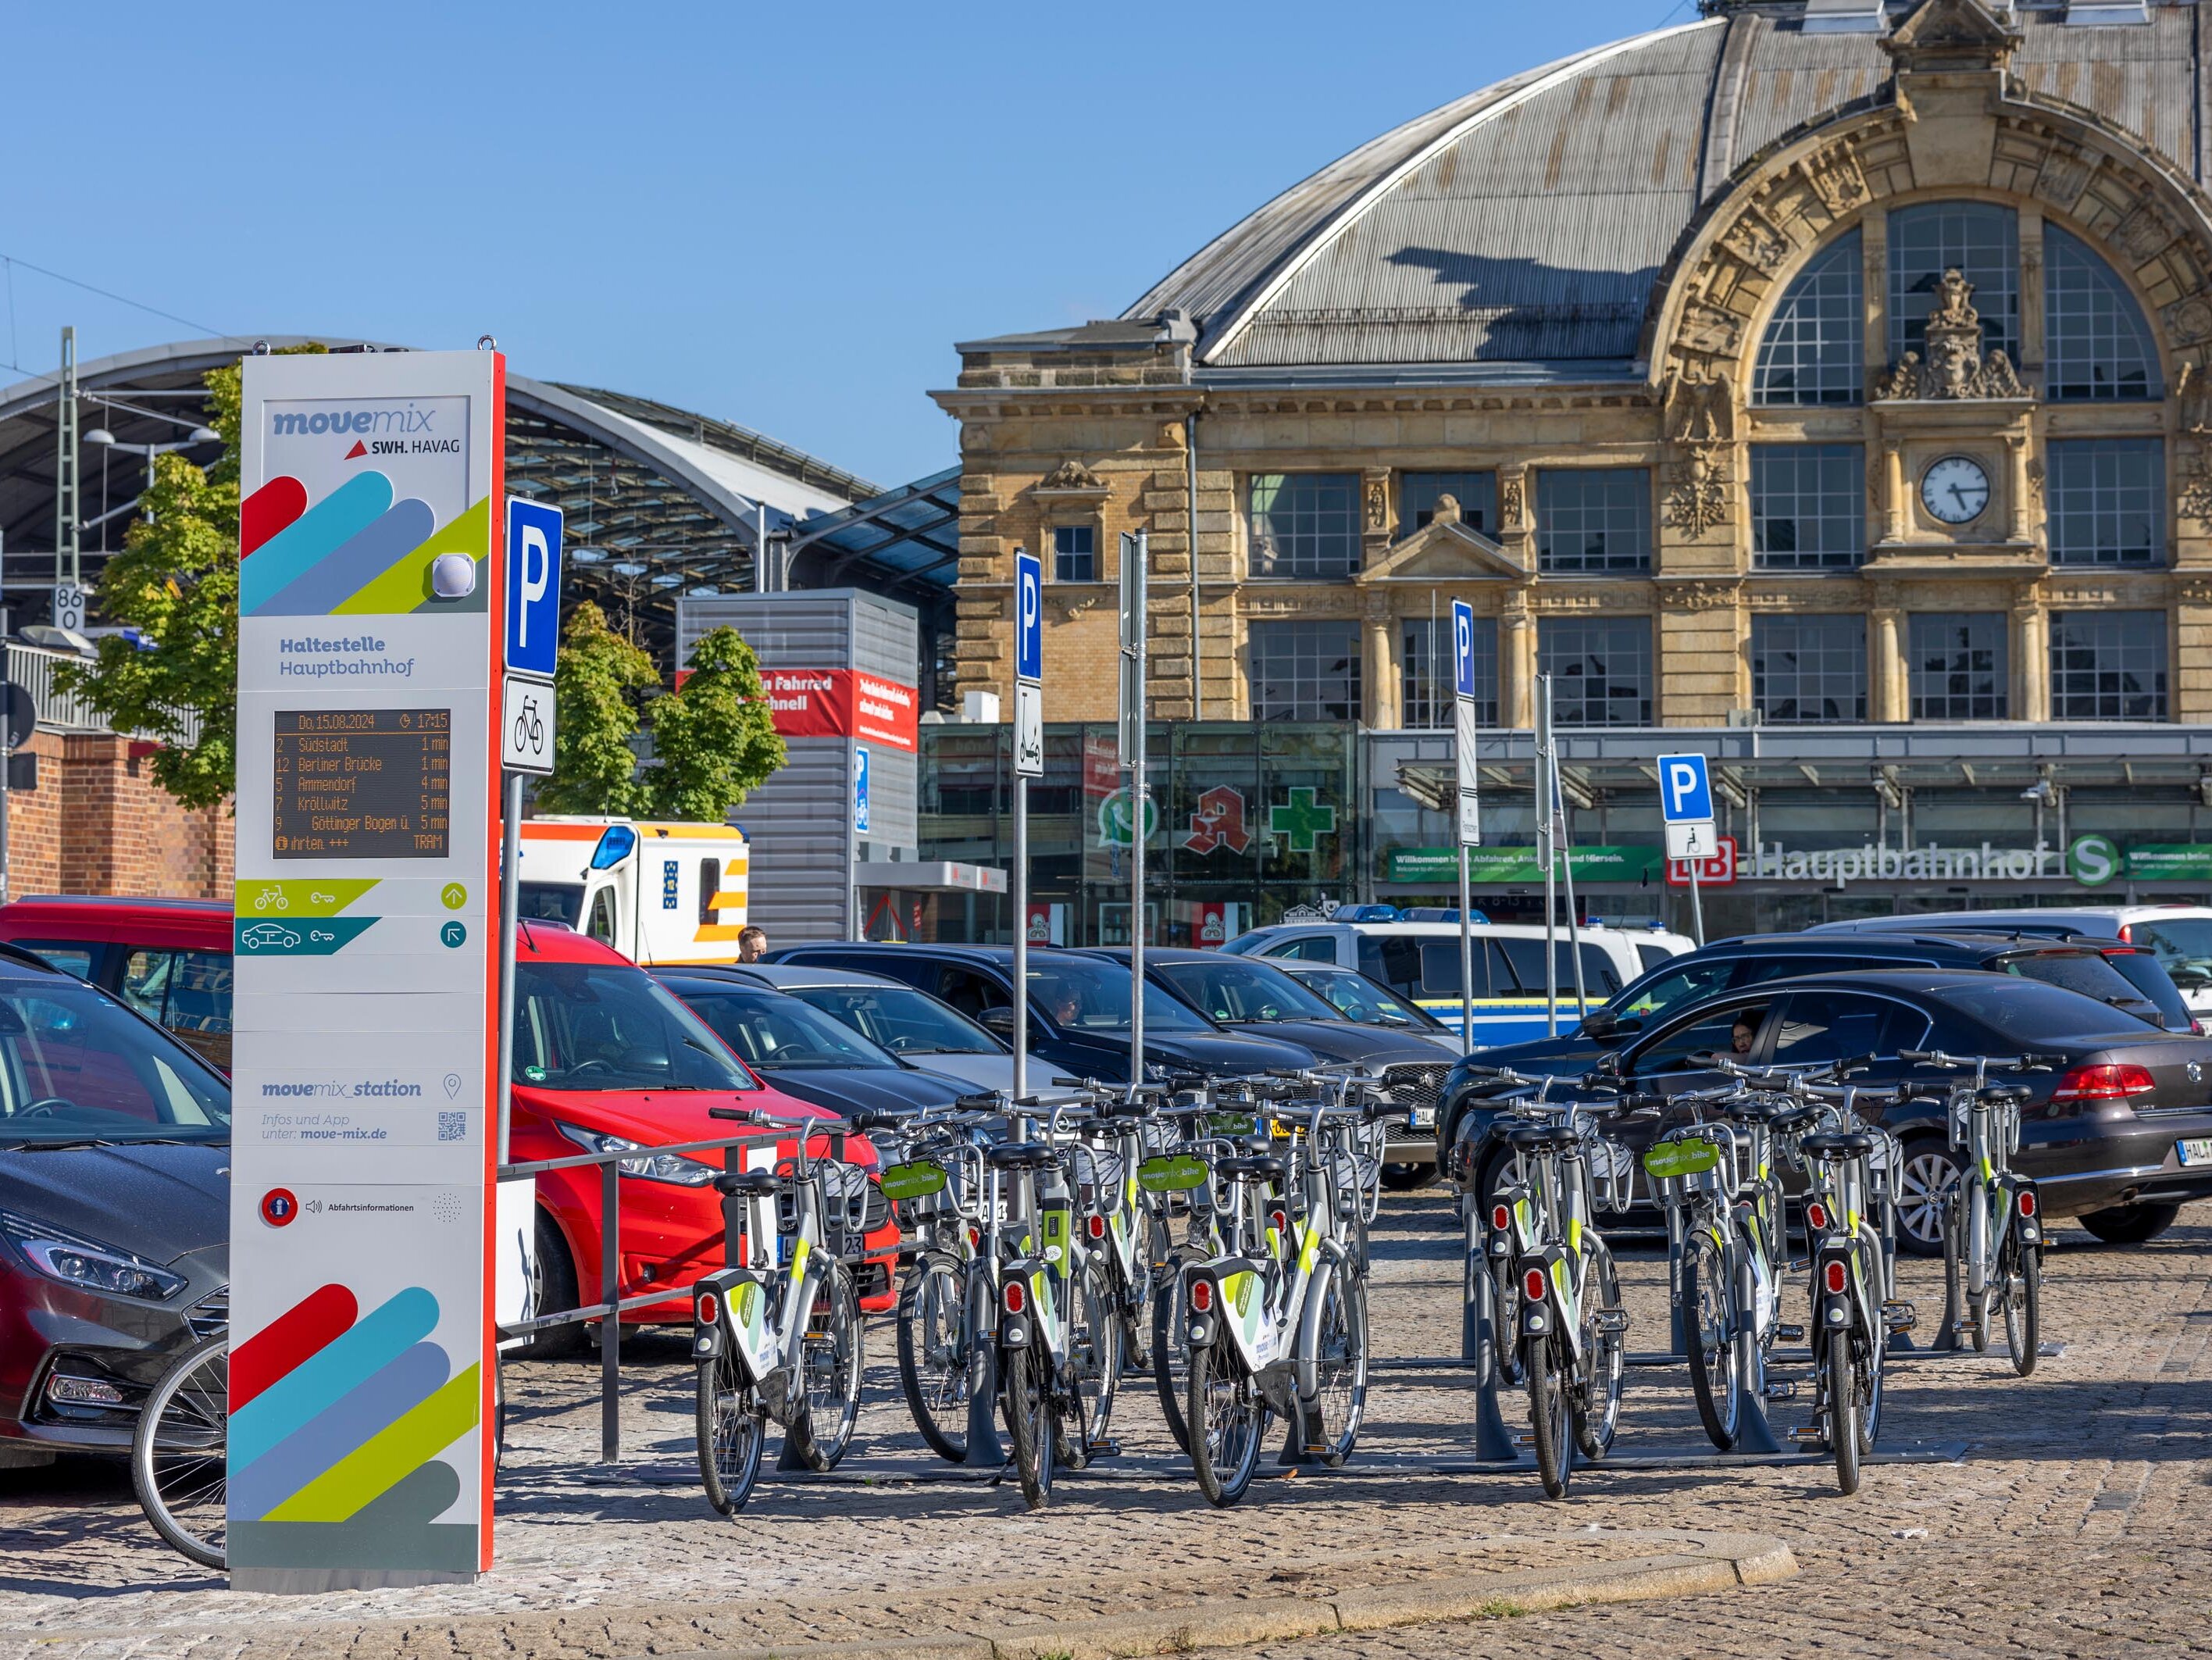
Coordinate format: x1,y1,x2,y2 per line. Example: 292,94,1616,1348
537,601,658,815
55,347,323,810
637,626,786,819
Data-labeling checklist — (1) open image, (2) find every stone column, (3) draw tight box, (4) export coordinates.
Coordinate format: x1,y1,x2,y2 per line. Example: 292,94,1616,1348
1870,591,1906,723
1501,594,1536,730
1364,602,1400,730
2019,208,2046,378
1883,442,1906,543
2007,432,2032,543
2013,597,2050,722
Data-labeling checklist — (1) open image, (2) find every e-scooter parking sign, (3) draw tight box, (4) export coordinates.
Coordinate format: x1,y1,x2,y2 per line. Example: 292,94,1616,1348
230,348,506,1590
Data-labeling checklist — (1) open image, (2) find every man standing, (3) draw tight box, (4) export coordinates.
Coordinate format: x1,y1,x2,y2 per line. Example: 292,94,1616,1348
737,926,768,963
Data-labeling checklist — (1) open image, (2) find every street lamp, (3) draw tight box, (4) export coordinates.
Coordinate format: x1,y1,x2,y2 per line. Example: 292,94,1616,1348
84,426,222,523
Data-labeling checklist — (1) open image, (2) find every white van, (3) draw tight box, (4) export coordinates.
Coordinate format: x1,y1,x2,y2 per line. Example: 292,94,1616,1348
518,816,751,966
1811,905,2212,1017
1223,911,1695,1048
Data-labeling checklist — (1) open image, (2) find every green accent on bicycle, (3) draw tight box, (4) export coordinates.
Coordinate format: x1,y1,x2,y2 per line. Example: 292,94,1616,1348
878,1160,948,1201
1040,1205,1071,1269
1297,1219,1320,1275
1643,1139,1720,1180
1137,1153,1208,1193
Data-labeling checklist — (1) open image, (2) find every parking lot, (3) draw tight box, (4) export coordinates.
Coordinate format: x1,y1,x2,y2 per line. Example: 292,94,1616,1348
1,1193,2206,1660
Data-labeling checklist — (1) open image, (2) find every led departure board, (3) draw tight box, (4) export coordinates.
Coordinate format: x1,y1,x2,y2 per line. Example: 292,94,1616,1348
272,707,451,859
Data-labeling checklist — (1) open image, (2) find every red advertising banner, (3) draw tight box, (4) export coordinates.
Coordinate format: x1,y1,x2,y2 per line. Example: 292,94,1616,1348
1666,836,1737,887
755,668,919,752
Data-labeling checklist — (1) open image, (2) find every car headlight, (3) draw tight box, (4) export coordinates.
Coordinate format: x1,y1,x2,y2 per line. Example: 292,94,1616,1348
0,1212,187,1301
558,1123,718,1187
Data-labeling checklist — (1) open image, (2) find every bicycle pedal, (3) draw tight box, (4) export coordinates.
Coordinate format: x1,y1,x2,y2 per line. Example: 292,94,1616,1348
1086,1438,1122,1459
1591,1311,1631,1335
1883,1301,1917,1332
1787,1425,1826,1444
1514,1433,1536,1447
1774,1323,1805,1343
1761,1380,1798,1400
1787,1259,1811,1275
1303,1443,1329,1455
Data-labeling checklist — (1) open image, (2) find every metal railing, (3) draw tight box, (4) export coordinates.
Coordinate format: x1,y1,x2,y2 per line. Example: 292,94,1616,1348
495,1130,783,1464
4,640,202,746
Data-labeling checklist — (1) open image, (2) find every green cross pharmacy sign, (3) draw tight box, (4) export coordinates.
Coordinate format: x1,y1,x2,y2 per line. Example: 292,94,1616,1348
1268,787,1337,853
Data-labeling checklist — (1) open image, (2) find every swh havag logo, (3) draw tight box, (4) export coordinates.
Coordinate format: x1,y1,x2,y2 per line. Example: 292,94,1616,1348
2067,834,2121,888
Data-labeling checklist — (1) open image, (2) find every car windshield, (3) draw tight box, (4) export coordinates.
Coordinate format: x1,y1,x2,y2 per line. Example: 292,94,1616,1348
2100,950,2193,1029
1942,979,2151,1046
1612,957,1738,1020
0,978,229,1146
1154,958,1342,1023
673,986,901,1072
513,962,758,1092
2003,950,2164,1026
1292,967,1443,1030
785,984,1004,1057
2129,919,2212,990
519,882,584,928
1028,955,1208,1033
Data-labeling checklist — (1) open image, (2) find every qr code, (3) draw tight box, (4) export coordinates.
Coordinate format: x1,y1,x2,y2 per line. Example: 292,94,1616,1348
438,1112,466,1143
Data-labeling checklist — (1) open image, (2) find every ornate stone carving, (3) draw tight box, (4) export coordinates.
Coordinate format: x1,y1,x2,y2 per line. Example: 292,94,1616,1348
1882,0,2021,75
2178,576,2212,607
1663,447,1731,540
1500,478,1525,527
2164,294,2212,348
1036,458,1105,492
1364,478,1388,532
1722,209,1791,273
2180,362,2212,436
2026,458,2045,503
1429,493,1463,527
1874,269,2030,400
2181,448,2212,528
1662,366,1736,445
2113,198,2176,264
1677,300,1744,356
2035,146,2095,212
1659,579,1740,612
1803,145,1868,216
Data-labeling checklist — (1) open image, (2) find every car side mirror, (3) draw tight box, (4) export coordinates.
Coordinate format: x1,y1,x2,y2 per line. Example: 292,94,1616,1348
1579,1008,1619,1039
978,1006,1017,1037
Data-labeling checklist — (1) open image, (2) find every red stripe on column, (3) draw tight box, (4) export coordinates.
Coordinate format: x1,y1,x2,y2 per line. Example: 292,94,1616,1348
241,476,308,558
230,1282,358,1409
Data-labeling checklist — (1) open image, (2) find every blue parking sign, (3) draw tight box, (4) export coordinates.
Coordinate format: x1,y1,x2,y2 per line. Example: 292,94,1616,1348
1657,753,1714,823
1015,550,1043,684
505,497,565,679
853,746,871,834
1451,600,1477,699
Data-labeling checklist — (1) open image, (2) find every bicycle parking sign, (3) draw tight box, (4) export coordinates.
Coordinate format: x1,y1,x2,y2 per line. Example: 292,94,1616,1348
500,670,555,774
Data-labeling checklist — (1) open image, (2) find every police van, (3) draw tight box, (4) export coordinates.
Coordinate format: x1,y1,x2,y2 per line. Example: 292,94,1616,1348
518,817,751,966
1223,908,1693,1048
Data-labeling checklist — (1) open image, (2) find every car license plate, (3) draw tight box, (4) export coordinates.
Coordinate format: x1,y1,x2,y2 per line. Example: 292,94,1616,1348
1409,1107,1436,1129
2177,1138,2212,1167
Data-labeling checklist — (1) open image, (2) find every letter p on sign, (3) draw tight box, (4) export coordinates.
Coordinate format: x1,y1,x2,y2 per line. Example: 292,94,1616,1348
505,497,566,680
1656,752,1714,823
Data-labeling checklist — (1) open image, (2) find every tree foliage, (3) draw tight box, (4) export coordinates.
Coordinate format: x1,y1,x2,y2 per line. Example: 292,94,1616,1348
636,626,785,819
52,351,329,809
536,601,657,815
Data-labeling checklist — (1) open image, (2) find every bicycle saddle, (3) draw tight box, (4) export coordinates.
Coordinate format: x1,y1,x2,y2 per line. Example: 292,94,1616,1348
1975,1084,2033,1107
1800,1130,1875,1158
1712,1098,1787,1123
1769,1105,1824,1135
984,1141,1056,1170
1217,1154,1287,1181
714,1169,781,1198
1504,1122,1579,1151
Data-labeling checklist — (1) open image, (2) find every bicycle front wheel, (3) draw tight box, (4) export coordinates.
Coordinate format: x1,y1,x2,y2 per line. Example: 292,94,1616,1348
697,1345,765,1515
896,1255,969,1463
1186,1338,1266,1508
1828,1339,1862,1496
1573,1247,1625,1462
1152,1273,1191,1453
1002,1338,1053,1510
788,1262,865,1472
1060,1257,1122,1466
1684,1230,1740,1451
131,1334,228,1569
1308,1258,1369,1467
2005,1237,2041,1378
1525,1336,1573,1500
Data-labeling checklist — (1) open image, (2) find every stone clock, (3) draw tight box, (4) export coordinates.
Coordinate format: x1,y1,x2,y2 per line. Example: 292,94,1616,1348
1920,455,1992,526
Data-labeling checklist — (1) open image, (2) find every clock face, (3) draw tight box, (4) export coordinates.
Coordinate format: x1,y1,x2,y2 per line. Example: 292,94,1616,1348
1921,455,1991,526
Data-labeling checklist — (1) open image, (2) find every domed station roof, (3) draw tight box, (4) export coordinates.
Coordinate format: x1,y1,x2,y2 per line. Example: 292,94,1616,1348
1119,0,2210,379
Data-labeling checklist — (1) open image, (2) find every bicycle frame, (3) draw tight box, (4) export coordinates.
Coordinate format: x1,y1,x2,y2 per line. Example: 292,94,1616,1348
690,1130,841,1421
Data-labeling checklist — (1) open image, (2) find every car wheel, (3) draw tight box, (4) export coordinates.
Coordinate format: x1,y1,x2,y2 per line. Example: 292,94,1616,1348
2075,1201,2182,1247
520,1212,587,1358
1893,1141,1962,1258
1381,1161,1436,1191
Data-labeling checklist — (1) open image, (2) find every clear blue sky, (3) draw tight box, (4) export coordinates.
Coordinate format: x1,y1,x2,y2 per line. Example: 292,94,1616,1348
2,1,1697,490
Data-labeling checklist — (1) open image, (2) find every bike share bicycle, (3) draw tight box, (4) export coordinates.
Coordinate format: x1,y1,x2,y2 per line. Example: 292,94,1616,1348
1903,1050,2049,1376
691,1107,871,1514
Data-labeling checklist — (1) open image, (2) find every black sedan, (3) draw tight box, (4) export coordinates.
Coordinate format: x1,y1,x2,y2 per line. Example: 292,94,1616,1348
0,949,230,1457
651,969,978,1117
1440,969,2212,1254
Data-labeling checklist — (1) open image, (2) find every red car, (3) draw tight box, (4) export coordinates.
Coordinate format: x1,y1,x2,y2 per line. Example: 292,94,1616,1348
0,898,900,1325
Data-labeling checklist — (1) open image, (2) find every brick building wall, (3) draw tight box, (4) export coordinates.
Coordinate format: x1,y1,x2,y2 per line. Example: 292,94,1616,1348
4,731,232,901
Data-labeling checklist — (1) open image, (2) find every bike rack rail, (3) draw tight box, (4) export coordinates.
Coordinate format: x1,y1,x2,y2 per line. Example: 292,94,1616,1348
495,1129,787,1464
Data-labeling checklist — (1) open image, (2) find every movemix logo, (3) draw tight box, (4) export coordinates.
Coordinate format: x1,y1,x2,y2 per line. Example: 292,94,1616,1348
270,404,438,437
262,1080,424,1098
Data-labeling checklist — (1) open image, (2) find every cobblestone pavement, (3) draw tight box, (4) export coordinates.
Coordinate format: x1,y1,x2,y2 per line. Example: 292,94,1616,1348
0,1193,2206,1658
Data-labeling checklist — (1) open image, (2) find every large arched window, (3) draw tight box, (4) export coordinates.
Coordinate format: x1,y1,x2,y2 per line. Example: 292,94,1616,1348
1753,230,1862,405
2045,225,2157,401
1889,202,2018,364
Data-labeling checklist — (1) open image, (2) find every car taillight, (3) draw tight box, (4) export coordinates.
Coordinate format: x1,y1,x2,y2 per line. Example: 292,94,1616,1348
1824,1260,1847,1295
1805,1201,1829,1232
1002,1280,1025,1315
1523,1267,1547,1303
1086,1213,1106,1241
2018,1190,2038,1218
695,1291,719,1326
2051,1062,2157,1101
2120,923,2135,944
1490,1204,1511,1233
1189,1279,1214,1312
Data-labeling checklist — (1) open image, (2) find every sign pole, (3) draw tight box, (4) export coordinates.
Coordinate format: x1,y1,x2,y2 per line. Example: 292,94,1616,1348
1120,531,1148,1092
1686,850,1706,948
1553,735,1589,1020
1537,676,1557,1037
1012,548,1043,1107
496,773,521,1163
1450,600,1480,1054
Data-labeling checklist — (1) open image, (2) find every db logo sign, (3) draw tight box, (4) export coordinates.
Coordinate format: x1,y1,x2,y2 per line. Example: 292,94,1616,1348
259,1187,301,1227
1665,836,1737,887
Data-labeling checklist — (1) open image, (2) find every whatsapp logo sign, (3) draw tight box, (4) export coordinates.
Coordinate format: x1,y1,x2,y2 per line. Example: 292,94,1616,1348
2067,834,2122,888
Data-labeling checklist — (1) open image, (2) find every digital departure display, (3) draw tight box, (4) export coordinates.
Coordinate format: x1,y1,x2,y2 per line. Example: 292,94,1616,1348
273,708,451,859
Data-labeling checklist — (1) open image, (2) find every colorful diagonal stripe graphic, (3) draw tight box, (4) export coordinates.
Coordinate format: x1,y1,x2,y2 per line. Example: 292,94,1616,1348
238,476,490,618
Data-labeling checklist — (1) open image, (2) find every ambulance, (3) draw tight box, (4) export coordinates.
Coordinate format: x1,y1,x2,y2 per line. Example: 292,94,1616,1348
517,817,751,966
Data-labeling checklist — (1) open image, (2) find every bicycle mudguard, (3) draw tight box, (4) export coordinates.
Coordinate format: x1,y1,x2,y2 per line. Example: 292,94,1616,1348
1998,1174,2043,1248
1291,1239,1353,1404
690,1266,751,1362
1811,1240,1859,1338
1184,1256,1267,1362
1518,1245,1575,1351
